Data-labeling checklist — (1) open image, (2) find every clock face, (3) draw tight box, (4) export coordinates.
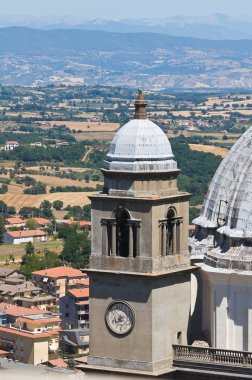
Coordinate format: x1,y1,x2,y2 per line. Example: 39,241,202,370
105,301,135,335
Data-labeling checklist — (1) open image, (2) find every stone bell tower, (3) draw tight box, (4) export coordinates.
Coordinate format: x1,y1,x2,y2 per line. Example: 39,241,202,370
87,91,193,376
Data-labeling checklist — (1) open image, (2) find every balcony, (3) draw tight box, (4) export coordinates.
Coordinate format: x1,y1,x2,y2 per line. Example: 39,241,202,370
173,345,252,376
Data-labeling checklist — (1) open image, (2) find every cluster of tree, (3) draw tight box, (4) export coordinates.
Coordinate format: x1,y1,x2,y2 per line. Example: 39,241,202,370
85,148,108,169
0,184,8,194
0,200,16,217
58,224,91,268
64,204,91,221
49,184,102,193
20,242,61,278
16,175,36,186
23,181,46,194
0,177,10,184
0,143,86,164
171,139,222,206
20,200,53,219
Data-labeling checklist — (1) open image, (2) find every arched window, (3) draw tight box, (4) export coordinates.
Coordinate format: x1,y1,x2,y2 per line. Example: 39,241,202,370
115,208,130,257
167,208,176,255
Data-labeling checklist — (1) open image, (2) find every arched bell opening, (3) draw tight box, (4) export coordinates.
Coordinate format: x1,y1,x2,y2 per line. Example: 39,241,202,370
115,207,130,258
167,208,176,255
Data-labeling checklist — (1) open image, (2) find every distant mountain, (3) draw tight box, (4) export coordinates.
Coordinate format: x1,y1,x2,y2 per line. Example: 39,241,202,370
1,14,252,40
0,27,252,56
0,27,252,89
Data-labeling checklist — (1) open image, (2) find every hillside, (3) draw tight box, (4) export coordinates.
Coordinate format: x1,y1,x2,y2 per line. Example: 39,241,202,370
0,27,252,89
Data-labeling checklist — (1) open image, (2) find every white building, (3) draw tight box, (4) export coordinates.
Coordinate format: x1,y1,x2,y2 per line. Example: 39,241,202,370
191,125,252,351
4,141,19,150
4,230,47,245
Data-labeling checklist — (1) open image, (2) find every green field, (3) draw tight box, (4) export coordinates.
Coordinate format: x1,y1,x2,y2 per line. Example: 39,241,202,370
0,239,64,265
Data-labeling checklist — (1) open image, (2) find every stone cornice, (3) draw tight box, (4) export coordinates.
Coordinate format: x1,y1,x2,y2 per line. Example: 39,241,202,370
89,192,190,203
101,168,180,180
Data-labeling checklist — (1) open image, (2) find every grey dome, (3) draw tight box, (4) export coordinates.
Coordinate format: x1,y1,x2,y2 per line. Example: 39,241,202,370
193,126,252,238
104,119,177,172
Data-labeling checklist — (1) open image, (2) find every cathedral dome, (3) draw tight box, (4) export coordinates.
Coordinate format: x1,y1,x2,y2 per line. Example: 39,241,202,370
193,126,252,238
104,91,177,172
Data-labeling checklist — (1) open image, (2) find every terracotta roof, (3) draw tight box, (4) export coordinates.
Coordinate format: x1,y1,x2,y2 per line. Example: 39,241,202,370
5,217,24,224
67,288,89,298
6,230,47,238
5,141,18,144
76,278,89,286
0,326,60,339
64,220,91,227
0,349,9,356
0,302,49,317
16,316,60,325
32,266,84,278
47,358,68,369
74,356,88,364
27,217,50,225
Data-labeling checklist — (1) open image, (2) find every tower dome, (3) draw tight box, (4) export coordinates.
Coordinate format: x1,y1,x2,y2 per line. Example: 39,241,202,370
104,91,177,172
194,126,252,238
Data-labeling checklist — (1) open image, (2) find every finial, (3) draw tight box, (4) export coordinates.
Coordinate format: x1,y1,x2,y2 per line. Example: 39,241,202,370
134,90,147,120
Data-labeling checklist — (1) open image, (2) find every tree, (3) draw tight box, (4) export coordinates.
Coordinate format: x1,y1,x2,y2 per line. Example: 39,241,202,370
0,200,7,214
53,200,63,210
19,207,40,219
25,219,39,230
25,241,35,255
20,252,41,279
0,217,5,243
40,200,53,218
61,229,91,268
7,206,16,215
82,205,91,221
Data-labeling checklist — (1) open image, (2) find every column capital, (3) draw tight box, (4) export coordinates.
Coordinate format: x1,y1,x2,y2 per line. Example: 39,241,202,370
127,219,141,227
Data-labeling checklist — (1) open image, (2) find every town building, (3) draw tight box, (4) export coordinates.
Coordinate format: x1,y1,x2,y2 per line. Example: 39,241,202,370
0,303,60,365
5,217,25,230
60,329,89,355
32,266,87,298
0,280,57,311
62,220,91,231
60,287,89,330
4,141,19,150
27,217,50,229
0,268,25,281
87,91,193,375
4,229,47,244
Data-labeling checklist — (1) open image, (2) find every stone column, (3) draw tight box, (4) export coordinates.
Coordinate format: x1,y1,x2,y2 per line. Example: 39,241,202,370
176,221,181,254
101,220,108,256
111,220,117,256
162,223,167,256
128,223,134,258
172,221,177,255
135,223,141,258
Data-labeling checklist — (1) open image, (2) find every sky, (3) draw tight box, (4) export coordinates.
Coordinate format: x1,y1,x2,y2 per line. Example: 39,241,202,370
0,0,251,19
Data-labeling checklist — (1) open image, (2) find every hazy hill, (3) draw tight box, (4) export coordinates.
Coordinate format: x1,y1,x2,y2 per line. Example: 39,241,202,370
0,27,252,89
1,14,252,40
0,27,252,55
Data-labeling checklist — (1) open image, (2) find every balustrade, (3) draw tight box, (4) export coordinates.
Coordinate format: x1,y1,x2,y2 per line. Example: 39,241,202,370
173,344,252,368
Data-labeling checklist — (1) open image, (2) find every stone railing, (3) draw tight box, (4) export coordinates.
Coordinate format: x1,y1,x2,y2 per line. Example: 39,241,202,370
173,345,252,367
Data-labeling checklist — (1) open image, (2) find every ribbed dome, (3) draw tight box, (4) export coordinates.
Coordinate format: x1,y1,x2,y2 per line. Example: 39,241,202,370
193,126,252,238
104,119,177,172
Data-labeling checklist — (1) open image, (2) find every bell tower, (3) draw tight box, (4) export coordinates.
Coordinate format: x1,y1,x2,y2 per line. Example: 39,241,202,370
87,91,193,375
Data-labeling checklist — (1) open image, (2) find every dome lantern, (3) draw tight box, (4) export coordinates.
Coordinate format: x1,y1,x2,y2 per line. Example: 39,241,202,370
134,90,147,120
